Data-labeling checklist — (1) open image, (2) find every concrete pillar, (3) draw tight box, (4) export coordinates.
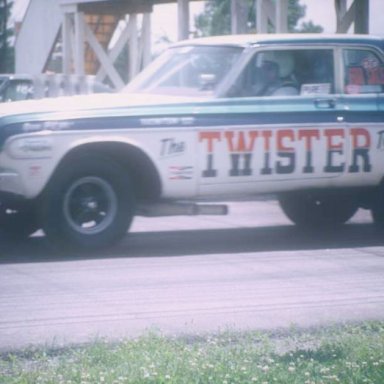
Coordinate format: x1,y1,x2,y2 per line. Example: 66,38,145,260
142,13,151,67
231,0,248,34
74,11,85,75
128,14,138,80
62,11,73,74
255,0,277,33
256,0,267,33
276,0,288,33
335,0,369,34
177,0,189,40
354,0,369,34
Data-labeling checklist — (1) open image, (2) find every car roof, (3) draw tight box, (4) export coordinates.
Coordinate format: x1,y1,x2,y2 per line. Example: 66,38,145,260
173,33,384,51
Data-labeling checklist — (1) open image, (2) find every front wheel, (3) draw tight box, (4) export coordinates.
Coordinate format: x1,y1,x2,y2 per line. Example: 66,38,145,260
0,202,39,240
278,191,358,228
41,156,135,250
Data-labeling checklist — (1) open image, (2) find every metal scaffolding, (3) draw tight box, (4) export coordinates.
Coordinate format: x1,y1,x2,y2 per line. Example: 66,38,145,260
15,0,370,89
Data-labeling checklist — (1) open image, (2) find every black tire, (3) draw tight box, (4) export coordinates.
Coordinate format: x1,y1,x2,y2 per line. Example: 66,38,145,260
371,186,384,228
0,202,39,240
278,191,358,228
41,155,135,250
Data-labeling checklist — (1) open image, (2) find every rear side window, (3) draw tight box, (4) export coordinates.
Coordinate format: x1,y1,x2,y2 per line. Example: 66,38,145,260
294,49,334,95
343,49,384,94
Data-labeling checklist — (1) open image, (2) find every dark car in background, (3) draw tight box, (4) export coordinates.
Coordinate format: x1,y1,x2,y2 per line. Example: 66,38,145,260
0,75,34,102
0,74,113,102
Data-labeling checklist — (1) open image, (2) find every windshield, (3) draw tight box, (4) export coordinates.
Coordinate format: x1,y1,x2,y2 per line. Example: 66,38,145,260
123,45,243,97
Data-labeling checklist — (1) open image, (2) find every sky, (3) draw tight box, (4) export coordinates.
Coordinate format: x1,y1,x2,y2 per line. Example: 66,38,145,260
300,0,383,34
151,0,384,37
11,0,384,43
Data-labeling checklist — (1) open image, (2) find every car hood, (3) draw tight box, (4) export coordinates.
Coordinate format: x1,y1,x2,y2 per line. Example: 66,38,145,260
0,92,206,121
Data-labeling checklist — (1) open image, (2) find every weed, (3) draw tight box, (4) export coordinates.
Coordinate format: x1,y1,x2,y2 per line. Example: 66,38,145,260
1,322,384,384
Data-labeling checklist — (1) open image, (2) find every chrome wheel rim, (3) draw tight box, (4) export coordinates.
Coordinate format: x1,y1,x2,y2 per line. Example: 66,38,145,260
63,176,117,235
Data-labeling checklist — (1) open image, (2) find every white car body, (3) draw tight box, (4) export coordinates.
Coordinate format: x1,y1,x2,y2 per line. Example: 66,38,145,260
1,34,384,249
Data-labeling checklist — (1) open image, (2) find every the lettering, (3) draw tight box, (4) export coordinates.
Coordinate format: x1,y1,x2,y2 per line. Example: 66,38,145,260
261,131,273,175
348,128,372,173
199,131,221,177
377,130,384,150
323,129,345,173
199,128,372,178
276,129,295,174
224,131,257,176
298,130,320,173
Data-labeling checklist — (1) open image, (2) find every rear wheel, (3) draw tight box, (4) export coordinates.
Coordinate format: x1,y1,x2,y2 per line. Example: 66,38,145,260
371,185,384,228
41,156,135,250
278,191,358,228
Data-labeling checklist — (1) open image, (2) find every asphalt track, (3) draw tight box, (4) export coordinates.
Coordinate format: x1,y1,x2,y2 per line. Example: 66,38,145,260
1,200,384,351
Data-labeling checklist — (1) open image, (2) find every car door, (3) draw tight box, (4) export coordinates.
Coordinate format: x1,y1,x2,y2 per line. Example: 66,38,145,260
340,46,384,184
197,46,349,197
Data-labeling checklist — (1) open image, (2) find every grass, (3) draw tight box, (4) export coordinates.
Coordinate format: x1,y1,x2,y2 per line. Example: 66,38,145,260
1,322,384,383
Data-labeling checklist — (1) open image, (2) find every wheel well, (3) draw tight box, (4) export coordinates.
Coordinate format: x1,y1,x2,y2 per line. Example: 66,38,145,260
278,187,377,210
52,142,162,201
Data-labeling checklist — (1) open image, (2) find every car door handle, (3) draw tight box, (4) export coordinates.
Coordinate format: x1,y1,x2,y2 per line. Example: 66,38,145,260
314,98,336,109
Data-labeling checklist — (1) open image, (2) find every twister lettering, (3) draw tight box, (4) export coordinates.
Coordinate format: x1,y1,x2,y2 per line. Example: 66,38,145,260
199,128,372,177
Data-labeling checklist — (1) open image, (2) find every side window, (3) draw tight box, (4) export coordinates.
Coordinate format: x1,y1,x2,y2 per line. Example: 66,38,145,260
233,49,334,97
344,49,384,94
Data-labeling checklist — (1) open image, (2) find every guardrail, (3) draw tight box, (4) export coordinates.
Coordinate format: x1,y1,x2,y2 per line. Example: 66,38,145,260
0,74,114,103
33,74,113,98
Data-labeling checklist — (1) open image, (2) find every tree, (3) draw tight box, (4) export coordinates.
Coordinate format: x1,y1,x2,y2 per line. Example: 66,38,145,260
194,0,323,37
299,20,324,33
0,0,14,73
194,0,232,37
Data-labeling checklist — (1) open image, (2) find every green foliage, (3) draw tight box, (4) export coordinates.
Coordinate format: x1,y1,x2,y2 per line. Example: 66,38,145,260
194,0,323,37
0,0,14,73
287,0,306,31
299,20,325,33
195,0,239,36
1,322,384,383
